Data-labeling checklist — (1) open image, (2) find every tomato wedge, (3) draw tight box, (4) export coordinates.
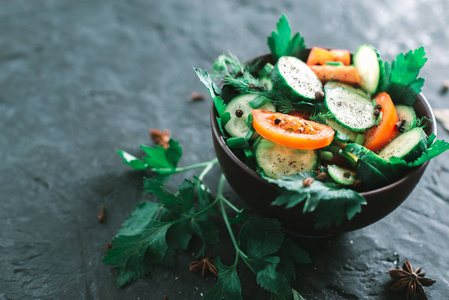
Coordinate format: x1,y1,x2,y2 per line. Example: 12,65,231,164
252,109,335,149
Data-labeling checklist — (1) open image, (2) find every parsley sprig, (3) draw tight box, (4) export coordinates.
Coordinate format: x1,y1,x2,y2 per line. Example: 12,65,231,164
105,140,311,299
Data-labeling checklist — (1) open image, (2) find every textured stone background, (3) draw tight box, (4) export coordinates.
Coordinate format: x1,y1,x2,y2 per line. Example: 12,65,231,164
1,0,449,299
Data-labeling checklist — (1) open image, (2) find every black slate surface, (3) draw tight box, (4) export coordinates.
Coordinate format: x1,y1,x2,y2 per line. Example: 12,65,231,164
1,1,449,299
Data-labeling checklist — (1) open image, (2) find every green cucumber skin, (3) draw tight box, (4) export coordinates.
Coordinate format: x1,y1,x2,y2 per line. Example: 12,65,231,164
355,159,390,190
378,127,427,163
395,105,417,132
324,83,376,132
224,94,275,138
327,164,356,185
353,44,385,95
325,119,358,142
271,56,323,102
344,143,402,181
255,138,317,179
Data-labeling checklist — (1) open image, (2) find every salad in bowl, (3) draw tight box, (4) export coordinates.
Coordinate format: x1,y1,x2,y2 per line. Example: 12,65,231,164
196,15,449,234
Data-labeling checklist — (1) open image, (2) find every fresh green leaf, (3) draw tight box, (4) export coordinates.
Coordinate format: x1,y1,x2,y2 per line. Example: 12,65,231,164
191,218,220,257
116,263,152,288
239,217,284,260
193,67,222,99
292,289,306,300
118,138,182,175
229,209,250,224
204,257,243,300
265,172,366,228
390,135,449,167
179,179,195,213
143,178,185,213
257,264,292,296
117,202,164,236
276,239,311,282
103,222,171,269
267,15,306,62
383,47,427,105
117,150,148,170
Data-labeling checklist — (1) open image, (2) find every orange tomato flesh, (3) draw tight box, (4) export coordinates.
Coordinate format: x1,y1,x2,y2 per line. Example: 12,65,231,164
252,109,335,150
307,47,351,66
309,65,361,85
363,92,399,152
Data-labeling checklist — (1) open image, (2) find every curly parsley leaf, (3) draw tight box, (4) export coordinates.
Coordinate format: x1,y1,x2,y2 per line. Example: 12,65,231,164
390,134,449,167
204,258,243,300
265,172,366,228
117,139,182,175
383,47,427,105
267,14,306,63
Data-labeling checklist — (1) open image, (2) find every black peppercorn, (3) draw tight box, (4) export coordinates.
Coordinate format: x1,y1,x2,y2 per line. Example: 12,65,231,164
235,109,244,118
343,171,351,178
274,118,281,125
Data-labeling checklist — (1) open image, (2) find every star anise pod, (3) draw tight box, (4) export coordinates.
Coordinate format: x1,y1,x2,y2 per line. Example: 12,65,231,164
388,259,436,299
189,255,218,277
149,129,171,149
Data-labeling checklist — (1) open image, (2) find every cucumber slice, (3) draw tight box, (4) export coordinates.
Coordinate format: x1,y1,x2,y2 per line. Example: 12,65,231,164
271,56,323,101
355,159,390,190
353,44,385,95
378,127,427,162
344,143,401,181
327,165,356,185
324,82,376,132
395,105,417,132
224,94,275,138
255,138,317,179
325,119,358,142
324,81,369,99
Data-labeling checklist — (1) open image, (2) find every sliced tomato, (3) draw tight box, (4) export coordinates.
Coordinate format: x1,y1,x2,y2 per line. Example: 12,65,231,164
252,109,335,149
363,92,399,152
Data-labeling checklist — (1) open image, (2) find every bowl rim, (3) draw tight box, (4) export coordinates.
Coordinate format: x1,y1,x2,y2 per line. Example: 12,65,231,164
210,91,436,197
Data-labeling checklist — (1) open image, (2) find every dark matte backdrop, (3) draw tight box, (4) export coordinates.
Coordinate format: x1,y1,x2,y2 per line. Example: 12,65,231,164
1,0,449,299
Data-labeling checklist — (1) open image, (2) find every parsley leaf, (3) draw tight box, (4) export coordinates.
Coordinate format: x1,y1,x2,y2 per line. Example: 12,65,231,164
143,178,188,213
276,239,311,282
191,218,219,257
390,134,449,167
103,222,171,269
204,258,243,300
267,14,306,63
265,172,366,228
194,67,231,127
117,139,182,174
116,202,164,236
383,47,427,105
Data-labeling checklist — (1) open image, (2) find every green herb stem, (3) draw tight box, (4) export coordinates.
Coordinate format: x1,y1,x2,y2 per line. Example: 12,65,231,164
151,158,218,175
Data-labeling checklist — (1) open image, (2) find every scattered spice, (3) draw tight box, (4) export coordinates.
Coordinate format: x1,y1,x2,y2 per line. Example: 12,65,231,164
189,255,218,277
315,90,325,101
248,83,265,91
373,109,380,116
274,118,281,125
97,205,106,223
374,104,382,110
388,259,436,300
440,80,449,94
104,242,112,254
316,172,327,182
190,92,206,101
303,177,314,187
235,109,244,118
163,295,168,300
343,171,351,178
149,129,171,149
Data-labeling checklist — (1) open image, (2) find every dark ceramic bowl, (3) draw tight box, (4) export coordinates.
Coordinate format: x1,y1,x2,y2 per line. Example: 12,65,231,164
210,53,437,238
